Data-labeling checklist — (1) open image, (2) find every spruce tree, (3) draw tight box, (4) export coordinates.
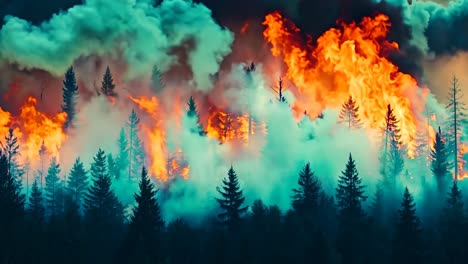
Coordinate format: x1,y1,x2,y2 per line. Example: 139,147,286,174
83,148,123,226
339,96,361,129
446,76,466,180
127,109,144,180
0,152,25,262
187,96,206,135
117,127,129,179
440,182,466,263
392,187,423,264
335,153,368,264
431,127,450,194
67,157,88,207
216,166,248,230
381,104,404,190
1,128,23,182
28,178,45,225
123,167,164,263
44,157,62,216
101,66,117,97
151,65,164,93
291,162,321,224
61,66,79,128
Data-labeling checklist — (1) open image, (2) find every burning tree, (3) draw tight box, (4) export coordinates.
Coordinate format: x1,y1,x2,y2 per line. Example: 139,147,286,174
101,66,117,97
446,76,466,180
61,66,79,129
339,96,361,129
430,127,450,194
381,104,405,191
216,166,248,231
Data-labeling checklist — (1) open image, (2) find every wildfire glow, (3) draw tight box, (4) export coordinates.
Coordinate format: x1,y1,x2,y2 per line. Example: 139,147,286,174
129,96,168,181
263,12,427,157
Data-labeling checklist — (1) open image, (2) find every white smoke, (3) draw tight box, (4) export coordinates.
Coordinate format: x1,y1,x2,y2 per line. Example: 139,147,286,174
0,0,234,90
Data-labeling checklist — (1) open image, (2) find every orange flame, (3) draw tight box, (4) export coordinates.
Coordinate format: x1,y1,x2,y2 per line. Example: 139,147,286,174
263,12,425,157
459,143,468,180
129,96,168,181
0,107,11,138
17,97,67,164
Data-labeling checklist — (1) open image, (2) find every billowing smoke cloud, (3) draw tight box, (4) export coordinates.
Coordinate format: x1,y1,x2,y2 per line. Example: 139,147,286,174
0,0,234,90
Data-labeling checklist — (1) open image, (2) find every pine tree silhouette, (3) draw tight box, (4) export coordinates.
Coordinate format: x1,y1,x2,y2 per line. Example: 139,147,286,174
446,76,466,180
291,162,321,224
28,178,45,225
336,153,368,264
123,166,164,263
45,157,62,216
392,187,423,264
0,152,25,262
101,66,117,97
117,127,129,180
61,66,79,128
127,109,144,180
187,96,206,135
440,182,466,263
216,166,248,230
339,96,361,129
84,148,123,225
431,127,450,194
381,104,404,190
67,157,88,207
151,65,164,93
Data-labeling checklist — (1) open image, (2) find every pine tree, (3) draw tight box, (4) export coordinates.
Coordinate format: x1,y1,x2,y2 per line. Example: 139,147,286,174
123,167,164,263
446,76,466,180
291,162,321,223
392,187,423,264
381,104,404,191
431,127,450,194
101,66,117,97
1,128,23,184
339,96,361,129
117,127,129,180
335,153,368,264
61,66,79,128
440,182,466,263
84,148,123,226
0,152,25,262
28,178,45,225
216,166,248,230
83,149,123,263
44,157,62,216
151,65,164,93
67,157,88,207
187,96,206,135
277,77,286,103
127,109,144,180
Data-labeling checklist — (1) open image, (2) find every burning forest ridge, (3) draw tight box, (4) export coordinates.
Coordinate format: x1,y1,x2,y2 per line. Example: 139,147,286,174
0,0,466,216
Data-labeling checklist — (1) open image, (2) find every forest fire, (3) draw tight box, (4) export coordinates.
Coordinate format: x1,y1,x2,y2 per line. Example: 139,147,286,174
129,96,169,181
263,12,424,158
0,97,67,167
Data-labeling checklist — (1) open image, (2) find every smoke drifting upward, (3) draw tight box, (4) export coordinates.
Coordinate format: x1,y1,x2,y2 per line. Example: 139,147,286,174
0,0,467,221
0,0,233,89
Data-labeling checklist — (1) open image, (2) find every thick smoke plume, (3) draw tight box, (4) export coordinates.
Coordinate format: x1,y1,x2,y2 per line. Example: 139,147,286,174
0,0,233,89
